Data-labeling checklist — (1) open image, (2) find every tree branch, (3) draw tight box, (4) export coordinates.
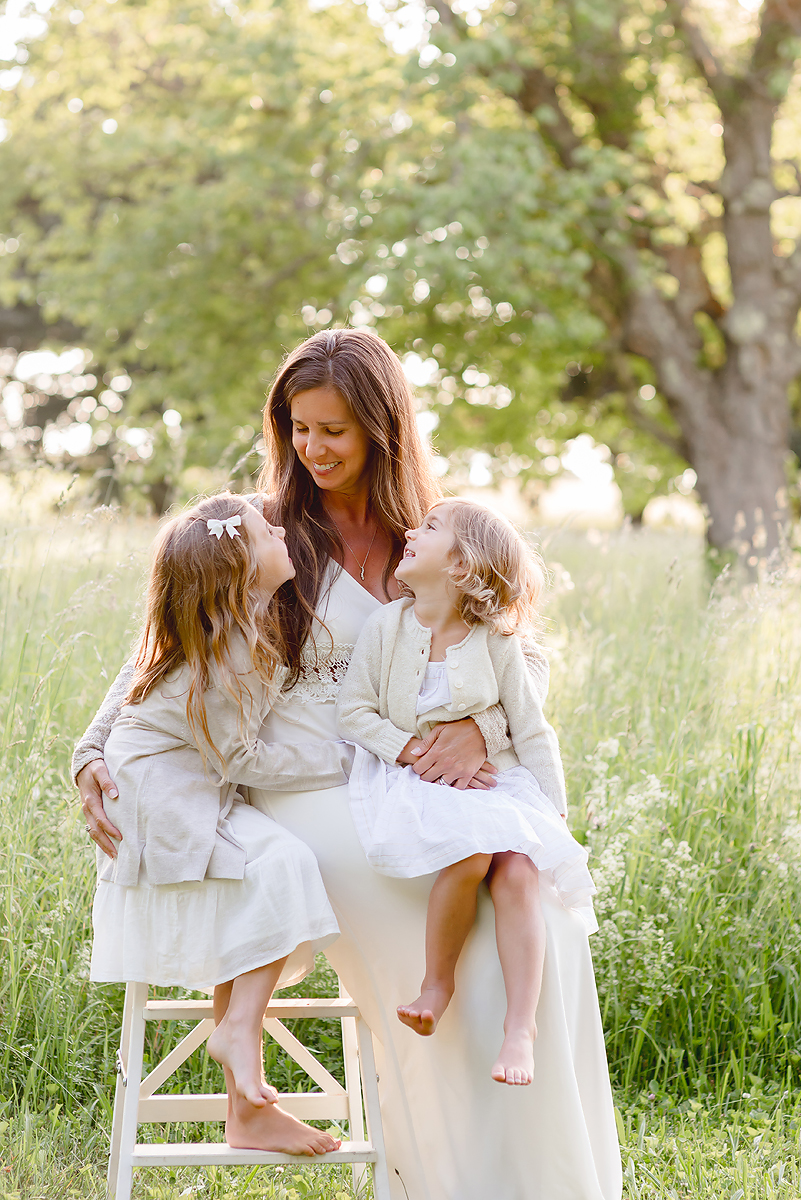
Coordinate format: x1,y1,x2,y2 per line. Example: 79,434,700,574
613,247,715,445
671,1,730,102
0,304,84,353
608,351,689,458
515,67,582,169
624,392,689,459
752,0,801,79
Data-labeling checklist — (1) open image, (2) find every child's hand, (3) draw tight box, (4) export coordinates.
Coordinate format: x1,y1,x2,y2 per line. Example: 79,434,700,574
396,737,427,765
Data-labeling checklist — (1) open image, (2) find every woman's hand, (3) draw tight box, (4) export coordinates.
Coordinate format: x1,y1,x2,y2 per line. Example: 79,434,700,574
410,719,498,790
77,759,122,859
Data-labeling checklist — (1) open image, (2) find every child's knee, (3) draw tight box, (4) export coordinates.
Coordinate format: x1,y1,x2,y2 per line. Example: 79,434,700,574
491,852,538,895
442,853,492,882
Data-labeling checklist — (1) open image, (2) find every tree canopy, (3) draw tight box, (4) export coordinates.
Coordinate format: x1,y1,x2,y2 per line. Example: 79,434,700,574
2,0,801,554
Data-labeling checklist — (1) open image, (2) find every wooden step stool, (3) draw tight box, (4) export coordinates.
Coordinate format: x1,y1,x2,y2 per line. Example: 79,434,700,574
107,980,390,1200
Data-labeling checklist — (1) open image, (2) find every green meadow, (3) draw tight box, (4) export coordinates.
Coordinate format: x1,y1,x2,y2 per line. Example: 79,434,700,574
2,488,801,1198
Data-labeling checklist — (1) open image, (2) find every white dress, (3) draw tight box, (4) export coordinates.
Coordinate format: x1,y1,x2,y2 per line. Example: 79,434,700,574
250,565,622,1200
347,660,597,934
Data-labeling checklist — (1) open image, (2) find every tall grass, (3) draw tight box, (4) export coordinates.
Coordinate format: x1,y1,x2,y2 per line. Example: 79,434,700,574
0,501,150,1120
546,532,801,1099
2,497,801,1196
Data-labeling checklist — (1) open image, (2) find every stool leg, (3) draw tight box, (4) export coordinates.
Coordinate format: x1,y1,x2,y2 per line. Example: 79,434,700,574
111,982,147,1200
341,1014,366,1191
106,983,136,1199
355,1016,391,1200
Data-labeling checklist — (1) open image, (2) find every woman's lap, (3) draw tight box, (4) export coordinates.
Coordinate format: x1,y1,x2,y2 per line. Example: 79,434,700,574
250,782,622,1200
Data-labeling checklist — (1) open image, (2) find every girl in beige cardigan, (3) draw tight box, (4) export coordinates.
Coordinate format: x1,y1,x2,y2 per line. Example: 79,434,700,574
337,499,595,1089
91,492,348,1158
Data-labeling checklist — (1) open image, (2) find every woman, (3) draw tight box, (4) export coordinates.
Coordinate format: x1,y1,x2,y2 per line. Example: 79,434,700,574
78,328,621,1200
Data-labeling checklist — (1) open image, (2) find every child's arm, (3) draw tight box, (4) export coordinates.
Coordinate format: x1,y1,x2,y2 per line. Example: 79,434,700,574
472,641,550,760
490,637,567,815
199,668,354,790
336,612,416,766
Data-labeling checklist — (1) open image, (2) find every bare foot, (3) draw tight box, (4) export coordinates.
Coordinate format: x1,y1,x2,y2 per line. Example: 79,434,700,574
491,1029,535,1086
226,1093,341,1156
207,1022,277,1108
397,984,452,1036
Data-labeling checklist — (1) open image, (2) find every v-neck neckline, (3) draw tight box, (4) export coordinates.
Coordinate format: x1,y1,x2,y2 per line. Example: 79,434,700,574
330,559,384,609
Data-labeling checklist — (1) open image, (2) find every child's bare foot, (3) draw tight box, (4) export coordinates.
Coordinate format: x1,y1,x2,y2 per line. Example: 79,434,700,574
397,984,452,1035
207,1023,277,1108
491,1029,535,1086
222,1066,340,1156
226,1096,341,1156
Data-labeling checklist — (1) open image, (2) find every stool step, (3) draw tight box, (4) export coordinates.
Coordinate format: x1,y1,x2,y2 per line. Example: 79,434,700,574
138,1092,350,1121
130,1140,378,1167
144,998,359,1021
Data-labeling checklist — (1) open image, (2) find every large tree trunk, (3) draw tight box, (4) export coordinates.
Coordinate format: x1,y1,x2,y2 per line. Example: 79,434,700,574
443,0,801,557
685,384,789,555
625,282,793,555
620,4,801,557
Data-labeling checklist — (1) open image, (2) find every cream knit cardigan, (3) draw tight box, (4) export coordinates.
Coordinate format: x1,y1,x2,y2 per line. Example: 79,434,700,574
336,598,567,815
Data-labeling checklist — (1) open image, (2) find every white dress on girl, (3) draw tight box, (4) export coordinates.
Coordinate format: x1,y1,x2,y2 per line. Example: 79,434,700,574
337,596,595,931
346,666,597,933
89,642,344,990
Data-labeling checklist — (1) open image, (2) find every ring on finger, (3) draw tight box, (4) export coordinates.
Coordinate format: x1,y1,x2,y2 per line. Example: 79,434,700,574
84,824,92,834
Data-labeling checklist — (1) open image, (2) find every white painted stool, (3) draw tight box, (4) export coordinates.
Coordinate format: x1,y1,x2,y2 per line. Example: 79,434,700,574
106,981,390,1200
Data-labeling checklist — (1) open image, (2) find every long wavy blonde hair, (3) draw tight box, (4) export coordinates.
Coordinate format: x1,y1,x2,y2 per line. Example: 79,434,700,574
432,499,545,636
127,493,285,776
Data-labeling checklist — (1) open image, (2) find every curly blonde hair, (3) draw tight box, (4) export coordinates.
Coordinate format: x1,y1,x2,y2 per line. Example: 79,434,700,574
127,493,285,776
432,499,545,636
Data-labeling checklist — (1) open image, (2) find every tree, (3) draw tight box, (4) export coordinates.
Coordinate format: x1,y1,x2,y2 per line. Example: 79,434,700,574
364,0,801,556
0,0,401,506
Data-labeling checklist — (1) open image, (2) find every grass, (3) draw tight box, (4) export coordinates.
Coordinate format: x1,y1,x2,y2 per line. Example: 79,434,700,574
1,491,801,1197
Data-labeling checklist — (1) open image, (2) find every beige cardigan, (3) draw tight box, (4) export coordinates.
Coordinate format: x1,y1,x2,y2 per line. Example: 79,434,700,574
101,637,353,887
336,599,567,815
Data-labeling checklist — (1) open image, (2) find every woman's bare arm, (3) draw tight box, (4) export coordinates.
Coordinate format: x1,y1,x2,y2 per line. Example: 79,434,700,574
74,660,135,858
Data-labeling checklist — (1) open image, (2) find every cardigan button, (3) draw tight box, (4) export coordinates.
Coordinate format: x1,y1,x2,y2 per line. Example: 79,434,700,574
457,703,466,711
454,680,463,688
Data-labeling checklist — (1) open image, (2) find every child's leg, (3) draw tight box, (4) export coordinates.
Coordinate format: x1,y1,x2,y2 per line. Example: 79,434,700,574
486,851,545,1086
210,960,341,1155
398,853,492,1035
207,958,287,1107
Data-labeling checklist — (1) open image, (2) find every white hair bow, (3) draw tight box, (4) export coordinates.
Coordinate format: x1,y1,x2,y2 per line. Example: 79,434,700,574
207,515,242,540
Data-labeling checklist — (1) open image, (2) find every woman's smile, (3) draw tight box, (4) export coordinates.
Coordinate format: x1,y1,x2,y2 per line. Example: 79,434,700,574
290,386,370,496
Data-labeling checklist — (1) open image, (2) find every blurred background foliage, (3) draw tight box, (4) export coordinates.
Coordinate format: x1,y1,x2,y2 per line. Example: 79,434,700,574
0,0,800,536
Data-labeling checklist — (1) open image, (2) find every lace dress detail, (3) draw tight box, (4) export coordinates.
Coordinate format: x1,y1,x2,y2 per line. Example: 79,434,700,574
275,642,355,706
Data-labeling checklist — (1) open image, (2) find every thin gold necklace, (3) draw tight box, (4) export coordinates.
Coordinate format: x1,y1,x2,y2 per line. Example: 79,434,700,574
333,521,378,581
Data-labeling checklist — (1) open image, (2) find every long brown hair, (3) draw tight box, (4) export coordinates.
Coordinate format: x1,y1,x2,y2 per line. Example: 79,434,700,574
127,492,285,776
258,328,441,677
